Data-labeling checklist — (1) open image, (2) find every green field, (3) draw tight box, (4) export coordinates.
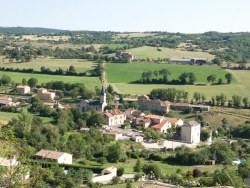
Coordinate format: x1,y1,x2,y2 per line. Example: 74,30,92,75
125,46,215,60
0,58,96,73
107,63,249,99
107,63,232,83
0,71,101,90
0,112,54,124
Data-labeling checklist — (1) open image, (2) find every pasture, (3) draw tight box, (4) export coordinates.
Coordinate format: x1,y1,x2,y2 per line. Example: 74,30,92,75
0,58,96,73
0,71,101,90
125,46,215,60
107,63,232,83
107,63,250,99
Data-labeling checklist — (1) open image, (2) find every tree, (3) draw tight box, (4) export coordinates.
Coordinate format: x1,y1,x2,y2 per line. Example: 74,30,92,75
153,70,159,79
0,74,11,85
117,167,124,176
27,78,38,88
69,65,76,72
188,72,196,84
232,94,242,108
70,88,79,100
142,164,161,180
22,78,27,85
200,130,210,141
179,72,188,84
207,74,217,83
134,158,142,172
225,73,233,84
106,142,127,163
243,97,249,108
218,78,223,85
213,57,222,65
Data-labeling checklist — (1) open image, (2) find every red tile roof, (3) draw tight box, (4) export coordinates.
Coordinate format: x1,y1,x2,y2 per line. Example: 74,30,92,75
151,119,170,129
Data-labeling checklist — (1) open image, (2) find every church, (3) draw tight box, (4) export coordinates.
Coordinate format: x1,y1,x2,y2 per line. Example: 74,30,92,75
77,86,107,112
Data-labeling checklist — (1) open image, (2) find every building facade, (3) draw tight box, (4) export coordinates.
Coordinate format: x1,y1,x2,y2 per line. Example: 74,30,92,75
35,149,72,164
37,88,55,100
16,85,30,94
103,109,126,126
181,121,200,144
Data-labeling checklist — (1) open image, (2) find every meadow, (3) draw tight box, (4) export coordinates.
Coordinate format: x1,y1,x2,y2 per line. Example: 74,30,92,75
125,46,215,60
0,58,96,73
107,63,250,100
107,63,232,83
0,71,101,90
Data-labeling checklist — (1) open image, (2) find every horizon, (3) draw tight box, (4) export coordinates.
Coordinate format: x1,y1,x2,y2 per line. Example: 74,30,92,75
1,0,250,33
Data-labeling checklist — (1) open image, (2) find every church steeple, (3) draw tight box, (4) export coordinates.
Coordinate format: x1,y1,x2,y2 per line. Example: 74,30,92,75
100,85,106,105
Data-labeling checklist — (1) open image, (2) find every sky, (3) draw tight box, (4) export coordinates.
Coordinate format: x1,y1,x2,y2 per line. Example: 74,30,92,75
1,0,250,33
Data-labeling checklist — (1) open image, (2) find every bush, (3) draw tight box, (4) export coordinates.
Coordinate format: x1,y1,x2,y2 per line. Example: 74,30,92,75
148,153,163,161
117,167,125,176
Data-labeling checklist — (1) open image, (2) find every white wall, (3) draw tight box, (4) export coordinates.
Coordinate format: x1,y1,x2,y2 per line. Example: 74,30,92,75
92,174,115,183
57,153,72,164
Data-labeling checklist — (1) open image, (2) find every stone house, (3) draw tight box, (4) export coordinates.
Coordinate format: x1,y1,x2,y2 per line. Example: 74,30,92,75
165,118,184,128
137,95,171,113
181,121,200,144
103,109,126,126
35,149,72,164
115,51,136,62
16,85,30,94
37,88,55,100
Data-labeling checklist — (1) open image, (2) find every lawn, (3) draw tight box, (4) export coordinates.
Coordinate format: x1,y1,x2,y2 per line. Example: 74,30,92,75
107,63,233,84
0,71,101,90
0,58,97,73
125,46,215,60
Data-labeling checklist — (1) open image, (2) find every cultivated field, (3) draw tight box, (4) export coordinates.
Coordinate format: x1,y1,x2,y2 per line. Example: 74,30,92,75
0,58,96,73
125,46,215,60
0,71,101,90
107,63,249,99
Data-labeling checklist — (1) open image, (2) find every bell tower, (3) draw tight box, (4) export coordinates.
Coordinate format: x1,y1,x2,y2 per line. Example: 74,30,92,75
100,85,107,106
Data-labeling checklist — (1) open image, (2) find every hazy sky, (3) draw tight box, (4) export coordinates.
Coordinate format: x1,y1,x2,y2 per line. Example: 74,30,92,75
1,0,249,33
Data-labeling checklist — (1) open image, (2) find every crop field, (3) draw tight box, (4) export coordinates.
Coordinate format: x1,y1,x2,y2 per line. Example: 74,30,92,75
0,58,96,73
107,63,232,83
107,63,249,99
0,71,101,90
125,46,215,60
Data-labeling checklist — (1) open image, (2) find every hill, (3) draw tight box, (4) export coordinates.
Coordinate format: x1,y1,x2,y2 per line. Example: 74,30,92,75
0,26,67,34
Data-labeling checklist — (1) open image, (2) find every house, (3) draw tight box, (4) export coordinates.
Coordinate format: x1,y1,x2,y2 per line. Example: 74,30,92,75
0,155,29,180
131,136,144,142
103,109,126,126
101,166,117,176
115,51,136,62
165,118,183,128
103,130,123,140
137,95,171,113
78,86,107,112
0,96,19,107
181,121,200,144
35,149,72,164
37,88,55,100
92,166,117,183
138,115,171,133
16,85,30,94
125,108,145,118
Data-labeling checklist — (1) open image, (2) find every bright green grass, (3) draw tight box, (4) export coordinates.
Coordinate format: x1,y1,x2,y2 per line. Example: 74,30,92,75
102,158,235,175
0,112,54,123
0,58,96,73
0,71,101,90
125,46,215,60
107,63,233,84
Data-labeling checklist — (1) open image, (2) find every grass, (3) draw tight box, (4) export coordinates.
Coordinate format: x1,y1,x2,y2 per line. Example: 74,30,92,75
0,71,101,90
0,112,55,124
107,63,233,84
102,182,143,188
124,46,215,60
0,58,97,73
107,63,250,99
102,158,235,175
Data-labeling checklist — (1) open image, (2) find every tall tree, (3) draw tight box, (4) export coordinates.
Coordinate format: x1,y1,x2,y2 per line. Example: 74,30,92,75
225,73,233,84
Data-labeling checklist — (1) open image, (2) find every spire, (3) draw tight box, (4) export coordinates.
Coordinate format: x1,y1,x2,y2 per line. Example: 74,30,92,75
100,85,106,95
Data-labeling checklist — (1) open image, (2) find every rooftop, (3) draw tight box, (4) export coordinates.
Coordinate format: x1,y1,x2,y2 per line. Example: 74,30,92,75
35,149,71,160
